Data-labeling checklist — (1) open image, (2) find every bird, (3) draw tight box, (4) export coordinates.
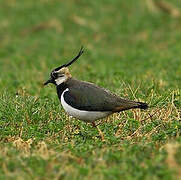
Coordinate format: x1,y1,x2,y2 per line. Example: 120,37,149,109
44,47,148,138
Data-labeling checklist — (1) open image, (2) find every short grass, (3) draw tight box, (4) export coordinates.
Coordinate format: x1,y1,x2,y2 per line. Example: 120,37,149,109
0,0,181,179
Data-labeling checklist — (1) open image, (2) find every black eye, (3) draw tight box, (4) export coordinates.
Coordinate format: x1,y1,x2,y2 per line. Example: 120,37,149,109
59,74,64,77
51,72,58,78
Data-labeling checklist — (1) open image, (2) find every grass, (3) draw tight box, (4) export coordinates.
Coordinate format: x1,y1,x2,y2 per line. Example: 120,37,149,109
0,0,181,179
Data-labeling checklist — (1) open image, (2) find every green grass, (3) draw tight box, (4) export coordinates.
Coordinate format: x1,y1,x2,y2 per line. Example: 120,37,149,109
0,0,181,179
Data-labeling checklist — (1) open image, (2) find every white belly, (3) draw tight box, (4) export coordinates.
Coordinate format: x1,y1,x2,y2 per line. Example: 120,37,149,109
61,88,111,123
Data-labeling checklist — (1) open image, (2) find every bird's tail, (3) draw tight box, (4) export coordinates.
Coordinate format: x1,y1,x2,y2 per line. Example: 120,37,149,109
113,100,148,112
136,102,148,110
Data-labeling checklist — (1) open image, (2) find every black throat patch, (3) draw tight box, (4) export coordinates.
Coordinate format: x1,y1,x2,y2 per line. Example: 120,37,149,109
56,82,68,101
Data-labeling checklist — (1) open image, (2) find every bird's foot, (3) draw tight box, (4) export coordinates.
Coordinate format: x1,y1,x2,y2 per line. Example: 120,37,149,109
91,122,105,141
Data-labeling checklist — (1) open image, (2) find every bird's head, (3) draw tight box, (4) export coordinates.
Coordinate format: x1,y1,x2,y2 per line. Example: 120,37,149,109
44,47,84,86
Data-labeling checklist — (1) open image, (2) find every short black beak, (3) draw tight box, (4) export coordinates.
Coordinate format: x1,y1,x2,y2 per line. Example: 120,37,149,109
44,78,53,86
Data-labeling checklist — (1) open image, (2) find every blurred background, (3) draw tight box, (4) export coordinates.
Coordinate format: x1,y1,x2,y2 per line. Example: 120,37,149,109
0,0,181,97
0,1,181,179
0,0,180,99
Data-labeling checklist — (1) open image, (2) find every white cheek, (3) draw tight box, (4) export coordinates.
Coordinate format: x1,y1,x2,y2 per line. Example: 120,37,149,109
55,76,66,85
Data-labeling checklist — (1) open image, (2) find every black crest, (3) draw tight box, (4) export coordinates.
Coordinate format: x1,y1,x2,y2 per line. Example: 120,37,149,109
54,46,84,71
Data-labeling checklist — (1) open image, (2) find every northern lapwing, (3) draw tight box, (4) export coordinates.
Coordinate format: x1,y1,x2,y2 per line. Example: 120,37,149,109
44,47,148,138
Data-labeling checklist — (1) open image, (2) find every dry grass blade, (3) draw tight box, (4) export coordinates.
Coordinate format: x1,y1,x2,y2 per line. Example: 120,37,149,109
146,0,180,18
13,138,33,157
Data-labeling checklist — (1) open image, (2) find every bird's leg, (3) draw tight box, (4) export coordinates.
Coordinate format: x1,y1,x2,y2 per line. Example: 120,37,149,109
92,122,96,127
92,122,105,141
66,115,72,134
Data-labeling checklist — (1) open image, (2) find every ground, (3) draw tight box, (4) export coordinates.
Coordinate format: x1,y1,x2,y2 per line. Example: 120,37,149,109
0,0,181,179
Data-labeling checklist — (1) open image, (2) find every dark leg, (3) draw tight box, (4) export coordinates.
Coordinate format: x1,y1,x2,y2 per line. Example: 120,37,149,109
91,122,105,141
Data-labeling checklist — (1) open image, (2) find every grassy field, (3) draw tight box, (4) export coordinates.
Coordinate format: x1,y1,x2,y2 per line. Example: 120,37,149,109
0,0,181,179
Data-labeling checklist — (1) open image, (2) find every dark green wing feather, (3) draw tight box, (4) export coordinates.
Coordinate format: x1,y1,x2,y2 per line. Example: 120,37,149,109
64,79,145,112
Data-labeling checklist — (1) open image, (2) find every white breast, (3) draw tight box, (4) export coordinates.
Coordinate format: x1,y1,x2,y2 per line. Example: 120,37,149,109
61,88,111,123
